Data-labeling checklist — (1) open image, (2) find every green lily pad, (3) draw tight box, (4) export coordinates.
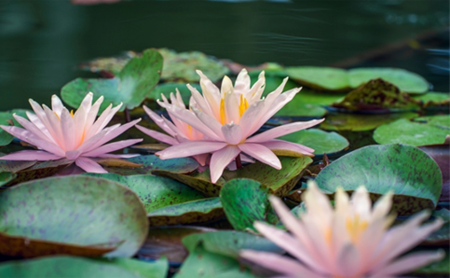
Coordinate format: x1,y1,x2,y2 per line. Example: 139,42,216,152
104,155,198,175
84,174,205,214
275,100,327,118
373,116,450,146
279,128,349,155
159,48,229,83
0,172,15,188
147,197,224,226
182,231,283,259
0,176,148,258
0,159,35,174
413,91,450,109
173,242,256,278
79,51,138,76
348,68,429,94
332,78,420,112
321,112,418,131
137,226,213,265
285,67,350,92
315,144,442,215
223,156,312,197
7,159,73,186
149,83,201,104
0,109,29,146
220,179,269,231
415,115,450,130
0,256,168,278
61,49,163,112
422,209,450,246
295,89,346,106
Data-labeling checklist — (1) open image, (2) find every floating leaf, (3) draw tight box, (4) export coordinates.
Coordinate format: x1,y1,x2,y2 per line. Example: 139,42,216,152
62,49,163,112
149,83,201,104
321,112,418,131
7,159,73,186
0,176,148,258
348,68,429,94
0,256,168,278
159,48,229,83
421,209,450,246
224,156,312,197
137,226,214,265
0,109,28,146
275,101,327,118
182,231,282,259
104,155,198,175
79,51,138,76
295,89,346,106
220,179,269,231
85,173,205,214
147,198,223,227
413,91,450,109
373,116,449,146
332,79,420,112
285,67,350,92
0,159,35,174
315,144,442,215
0,172,15,187
279,128,349,155
173,242,256,278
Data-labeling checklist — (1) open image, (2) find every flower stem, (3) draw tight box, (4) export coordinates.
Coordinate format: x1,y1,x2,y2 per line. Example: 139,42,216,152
124,108,131,123
235,154,242,169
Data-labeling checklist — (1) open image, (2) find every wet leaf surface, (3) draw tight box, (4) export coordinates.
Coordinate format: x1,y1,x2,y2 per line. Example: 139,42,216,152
348,68,429,94
413,91,450,109
285,67,350,91
419,143,449,202
62,49,163,112
321,112,418,131
315,144,442,215
0,176,148,258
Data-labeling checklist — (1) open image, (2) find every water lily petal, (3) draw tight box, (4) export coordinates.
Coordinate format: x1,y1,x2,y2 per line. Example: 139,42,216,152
13,114,54,143
234,68,250,94
136,125,178,145
157,141,226,160
187,84,215,116
83,94,104,135
221,123,243,145
0,150,61,161
247,119,324,143
51,95,64,116
260,139,314,156
238,143,281,169
197,70,221,118
86,102,122,139
75,157,107,173
142,105,176,137
60,108,76,151
209,145,240,183
83,138,143,157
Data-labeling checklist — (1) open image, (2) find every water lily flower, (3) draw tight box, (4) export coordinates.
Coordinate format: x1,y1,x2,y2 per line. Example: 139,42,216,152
153,69,324,183
0,93,142,173
240,181,444,278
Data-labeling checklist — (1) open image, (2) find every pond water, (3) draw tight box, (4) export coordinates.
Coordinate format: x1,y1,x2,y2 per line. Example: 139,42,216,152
1,0,449,111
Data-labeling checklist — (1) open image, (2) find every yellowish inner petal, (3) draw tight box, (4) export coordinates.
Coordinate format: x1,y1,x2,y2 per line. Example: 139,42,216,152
346,214,369,243
239,94,249,117
219,97,226,125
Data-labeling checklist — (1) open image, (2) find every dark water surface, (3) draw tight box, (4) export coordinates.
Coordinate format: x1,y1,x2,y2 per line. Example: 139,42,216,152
1,0,449,110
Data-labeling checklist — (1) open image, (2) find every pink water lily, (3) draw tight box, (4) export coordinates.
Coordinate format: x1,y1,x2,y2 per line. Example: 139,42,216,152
0,93,142,173
153,69,324,183
240,181,444,278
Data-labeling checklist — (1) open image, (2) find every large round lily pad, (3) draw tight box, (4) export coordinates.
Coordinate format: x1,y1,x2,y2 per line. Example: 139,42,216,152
0,176,149,258
285,67,350,91
62,49,163,112
315,144,442,215
85,174,205,214
348,68,429,94
0,256,168,278
373,116,449,146
279,128,349,155
321,112,418,131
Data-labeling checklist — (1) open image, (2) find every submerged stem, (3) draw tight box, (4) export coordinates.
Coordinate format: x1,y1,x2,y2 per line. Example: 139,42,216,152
235,154,242,169
124,108,131,123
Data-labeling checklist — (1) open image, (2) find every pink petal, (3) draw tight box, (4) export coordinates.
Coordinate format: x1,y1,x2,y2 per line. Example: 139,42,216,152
209,145,240,183
240,250,322,278
75,157,107,173
13,114,55,143
51,95,64,116
0,125,65,156
221,123,243,145
60,108,76,151
256,87,300,127
196,70,221,117
192,109,223,138
239,100,266,137
369,251,445,277
260,139,314,156
336,244,361,277
187,84,215,116
238,143,281,169
157,141,226,160
224,91,240,124
143,106,176,137
234,68,250,94
42,105,65,148
85,103,122,139
84,95,104,134
0,150,62,161
82,138,143,157
136,125,178,145
247,119,324,143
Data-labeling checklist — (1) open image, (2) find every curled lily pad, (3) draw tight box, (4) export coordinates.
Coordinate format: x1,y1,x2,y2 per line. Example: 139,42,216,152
373,115,450,146
224,156,312,197
0,256,168,278
348,68,429,94
147,198,224,227
332,79,420,112
279,128,349,155
159,48,229,82
0,159,35,173
220,179,270,231
413,91,450,109
315,144,442,215
321,112,418,131
7,159,73,186
85,173,205,213
0,176,149,258
285,67,350,92
62,49,163,112
104,155,198,175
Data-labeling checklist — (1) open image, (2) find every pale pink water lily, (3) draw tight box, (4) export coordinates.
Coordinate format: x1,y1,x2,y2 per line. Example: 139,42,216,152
0,93,142,173
153,69,324,183
240,181,444,278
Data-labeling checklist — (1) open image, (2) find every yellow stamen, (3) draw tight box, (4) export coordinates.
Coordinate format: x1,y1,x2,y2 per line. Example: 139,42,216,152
220,97,226,125
70,110,74,118
346,214,369,243
54,112,60,120
239,94,249,117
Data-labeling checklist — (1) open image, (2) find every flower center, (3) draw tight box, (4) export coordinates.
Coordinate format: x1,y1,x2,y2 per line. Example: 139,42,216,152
219,94,249,125
346,214,369,243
